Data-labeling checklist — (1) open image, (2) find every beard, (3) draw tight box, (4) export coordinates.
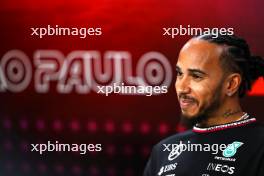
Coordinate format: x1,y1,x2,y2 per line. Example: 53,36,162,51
180,81,223,126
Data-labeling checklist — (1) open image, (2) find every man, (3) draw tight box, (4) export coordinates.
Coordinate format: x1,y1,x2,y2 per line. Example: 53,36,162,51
143,34,264,176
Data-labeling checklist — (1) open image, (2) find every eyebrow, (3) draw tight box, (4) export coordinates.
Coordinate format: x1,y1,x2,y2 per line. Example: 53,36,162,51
188,68,207,76
176,65,207,76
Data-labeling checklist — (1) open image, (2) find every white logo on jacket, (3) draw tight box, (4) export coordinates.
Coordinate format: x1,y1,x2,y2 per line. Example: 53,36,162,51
168,144,184,161
157,163,178,175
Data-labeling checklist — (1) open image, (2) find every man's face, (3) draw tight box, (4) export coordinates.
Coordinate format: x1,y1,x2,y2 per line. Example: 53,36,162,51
175,39,225,121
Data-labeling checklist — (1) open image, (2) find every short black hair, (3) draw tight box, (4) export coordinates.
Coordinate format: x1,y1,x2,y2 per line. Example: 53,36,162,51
196,34,264,97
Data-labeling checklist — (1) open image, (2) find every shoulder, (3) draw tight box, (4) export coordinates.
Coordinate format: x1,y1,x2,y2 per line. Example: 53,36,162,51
254,122,264,131
253,123,264,140
247,123,264,138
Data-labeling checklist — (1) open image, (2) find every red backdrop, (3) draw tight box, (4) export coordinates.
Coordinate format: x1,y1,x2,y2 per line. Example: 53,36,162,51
0,0,263,175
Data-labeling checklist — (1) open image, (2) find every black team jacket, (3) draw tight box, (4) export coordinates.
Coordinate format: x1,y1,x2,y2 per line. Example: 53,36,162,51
144,117,264,176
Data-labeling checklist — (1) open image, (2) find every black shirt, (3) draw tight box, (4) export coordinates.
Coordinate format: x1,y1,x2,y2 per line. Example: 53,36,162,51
144,118,264,176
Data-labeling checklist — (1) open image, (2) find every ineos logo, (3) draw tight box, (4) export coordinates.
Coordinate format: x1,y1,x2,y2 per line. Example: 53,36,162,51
207,163,235,175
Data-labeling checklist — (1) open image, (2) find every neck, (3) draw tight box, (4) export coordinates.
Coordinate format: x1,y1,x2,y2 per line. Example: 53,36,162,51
197,98,244,127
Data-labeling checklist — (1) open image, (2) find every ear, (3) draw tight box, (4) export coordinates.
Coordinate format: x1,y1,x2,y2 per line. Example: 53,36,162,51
225,73,241,97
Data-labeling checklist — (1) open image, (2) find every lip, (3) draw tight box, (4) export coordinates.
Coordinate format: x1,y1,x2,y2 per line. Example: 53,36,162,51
179,98,196,109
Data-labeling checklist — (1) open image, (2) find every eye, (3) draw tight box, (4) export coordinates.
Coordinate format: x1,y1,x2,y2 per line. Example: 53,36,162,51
176,70,183,77
191,73,203,80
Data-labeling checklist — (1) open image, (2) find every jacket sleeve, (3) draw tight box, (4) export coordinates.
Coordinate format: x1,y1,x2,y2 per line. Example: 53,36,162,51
257,153,264,176
257,139,264,176
143,145,158,176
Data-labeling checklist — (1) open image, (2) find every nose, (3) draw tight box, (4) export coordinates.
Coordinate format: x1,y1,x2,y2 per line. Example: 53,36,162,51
175,75,191,94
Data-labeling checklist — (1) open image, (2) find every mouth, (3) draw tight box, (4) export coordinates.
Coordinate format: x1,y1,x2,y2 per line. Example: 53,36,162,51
179,98,197,110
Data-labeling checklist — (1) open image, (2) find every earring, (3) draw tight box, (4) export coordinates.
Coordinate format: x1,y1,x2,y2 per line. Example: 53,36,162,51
227,92,232,96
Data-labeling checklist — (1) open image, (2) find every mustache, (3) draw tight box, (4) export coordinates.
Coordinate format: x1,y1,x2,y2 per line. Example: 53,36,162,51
178,94,198,103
